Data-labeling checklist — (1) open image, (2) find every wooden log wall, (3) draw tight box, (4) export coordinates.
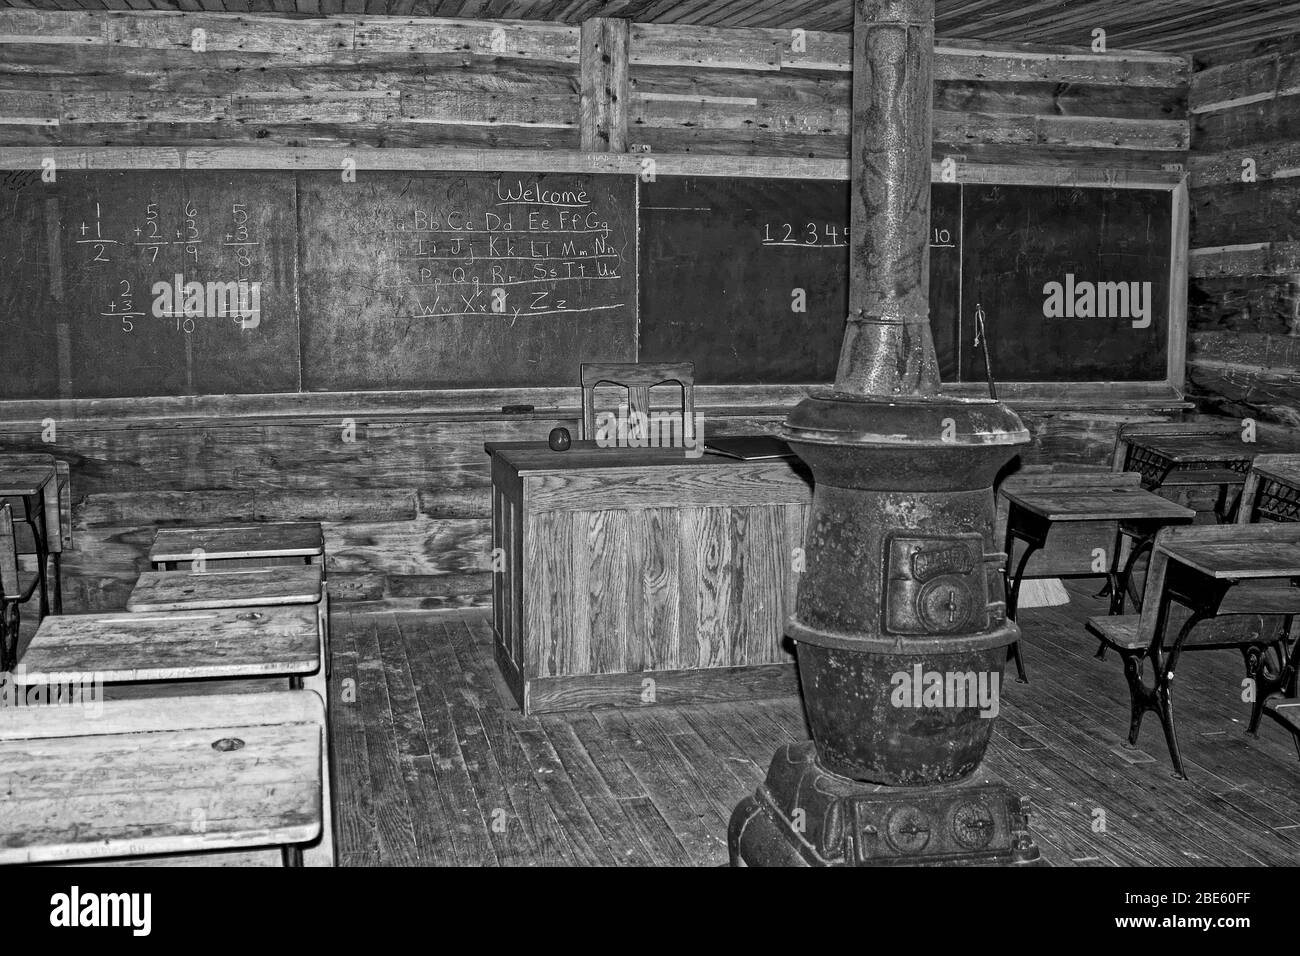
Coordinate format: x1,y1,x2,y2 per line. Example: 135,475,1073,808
0,10,1188,166
0,9,1194,614
1188,34,1300,426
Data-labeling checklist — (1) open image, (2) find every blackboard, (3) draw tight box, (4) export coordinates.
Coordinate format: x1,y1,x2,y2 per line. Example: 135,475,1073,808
960,184,1170,382
0,165,1173,399
0,169,59,400
638,176,1171,385
638,178,961,383
0,169,299,399
298,171,637,390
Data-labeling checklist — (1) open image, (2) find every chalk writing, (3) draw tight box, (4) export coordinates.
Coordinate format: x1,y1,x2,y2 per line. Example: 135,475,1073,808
761,221,960,249
75,193,267,335
374,177,629,321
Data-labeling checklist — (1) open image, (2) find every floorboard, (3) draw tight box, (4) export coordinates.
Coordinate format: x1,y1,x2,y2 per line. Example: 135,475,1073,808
327,581,1300,867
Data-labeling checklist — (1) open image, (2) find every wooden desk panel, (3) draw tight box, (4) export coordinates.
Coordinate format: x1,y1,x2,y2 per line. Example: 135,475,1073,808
0,692,324,865
487,441,812,713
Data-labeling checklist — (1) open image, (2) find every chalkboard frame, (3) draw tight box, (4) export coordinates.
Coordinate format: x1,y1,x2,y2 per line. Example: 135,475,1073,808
0,146,1188,409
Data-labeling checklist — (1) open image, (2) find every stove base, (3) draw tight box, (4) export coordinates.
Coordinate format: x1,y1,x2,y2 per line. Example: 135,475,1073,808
729,741,1046,867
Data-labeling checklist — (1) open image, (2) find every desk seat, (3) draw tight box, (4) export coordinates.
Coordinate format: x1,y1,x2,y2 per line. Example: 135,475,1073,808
1084,613,1261,651
1157,468,1246,488
1087,583,1298,651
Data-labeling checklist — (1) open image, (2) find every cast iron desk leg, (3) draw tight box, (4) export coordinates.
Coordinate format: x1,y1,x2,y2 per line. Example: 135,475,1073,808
1003,502,1051,685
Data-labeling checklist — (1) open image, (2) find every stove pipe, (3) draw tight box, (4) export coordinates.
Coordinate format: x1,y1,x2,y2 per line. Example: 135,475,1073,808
780,0,1030,785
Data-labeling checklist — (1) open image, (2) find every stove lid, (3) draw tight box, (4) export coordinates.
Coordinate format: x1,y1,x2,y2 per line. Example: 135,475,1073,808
781,388,1030,448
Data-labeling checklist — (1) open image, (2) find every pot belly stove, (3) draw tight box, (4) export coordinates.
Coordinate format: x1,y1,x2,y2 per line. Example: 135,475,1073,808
727,0,1044,867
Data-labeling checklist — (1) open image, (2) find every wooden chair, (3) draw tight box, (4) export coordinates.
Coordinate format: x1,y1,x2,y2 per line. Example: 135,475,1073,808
0,503,40,672
580,362,695,444
1085,525,1300,778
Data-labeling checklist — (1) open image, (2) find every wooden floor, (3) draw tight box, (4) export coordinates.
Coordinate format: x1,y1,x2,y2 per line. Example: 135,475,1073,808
329,583,1300,866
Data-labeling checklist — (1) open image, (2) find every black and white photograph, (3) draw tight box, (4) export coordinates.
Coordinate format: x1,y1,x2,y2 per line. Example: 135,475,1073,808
0,0,1294,932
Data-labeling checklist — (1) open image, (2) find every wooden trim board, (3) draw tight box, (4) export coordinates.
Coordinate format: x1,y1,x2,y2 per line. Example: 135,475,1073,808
0,146,1187,189
0,382,1191,432
492,634,799,713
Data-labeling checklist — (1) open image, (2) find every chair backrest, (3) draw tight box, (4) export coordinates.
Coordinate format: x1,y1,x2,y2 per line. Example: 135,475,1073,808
0,503,18,599
1111,419,1241,473
1237,453,1300,525
580,362,696,443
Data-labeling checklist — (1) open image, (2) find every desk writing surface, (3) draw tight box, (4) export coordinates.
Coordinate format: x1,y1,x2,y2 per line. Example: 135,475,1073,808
18,605,319,684
0,692,322,864
127,565,324,612
1159,524,1300,579
1251,454,1300,488
150,522,325,563
1003,486,1195,523
0,462,56,497
487,440,813,512
1133,435,1300,464
487,440,791,472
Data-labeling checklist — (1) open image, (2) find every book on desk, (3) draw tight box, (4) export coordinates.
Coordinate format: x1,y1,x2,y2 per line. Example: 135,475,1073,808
702,436,796,461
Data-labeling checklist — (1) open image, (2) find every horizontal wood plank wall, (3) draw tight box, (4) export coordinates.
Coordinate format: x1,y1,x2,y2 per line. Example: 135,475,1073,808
627,28,1189,167
0,391,1190,615
0,12,583,150
0,11,1188,167
0,10,1193,614
1187,33,1300,427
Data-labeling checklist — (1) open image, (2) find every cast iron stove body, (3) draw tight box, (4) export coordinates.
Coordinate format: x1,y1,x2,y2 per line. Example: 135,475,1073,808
728,0,1044,867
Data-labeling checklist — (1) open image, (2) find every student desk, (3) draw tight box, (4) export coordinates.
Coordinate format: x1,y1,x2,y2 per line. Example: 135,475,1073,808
0,692,324,866
1001,480,1195,681
16,604,333,865
128,564,330,677
1122,434,1300,521
124,567,333,865
142,532,331,676
149,522,325,569
485,440,813,714
1237,454,1300,524
17,605,320,685
0,456,55,618
1090,523,1300,778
